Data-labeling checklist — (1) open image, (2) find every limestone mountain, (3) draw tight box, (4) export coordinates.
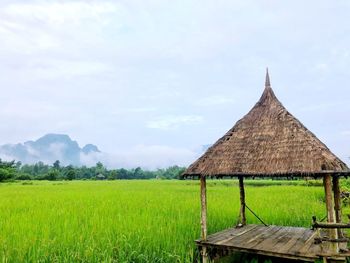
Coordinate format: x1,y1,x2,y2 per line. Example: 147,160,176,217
0,134,101,166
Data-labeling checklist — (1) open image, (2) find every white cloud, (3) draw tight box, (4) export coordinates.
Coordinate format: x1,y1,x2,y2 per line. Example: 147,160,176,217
3,2,117,26
112,107,157,115
0,0,349,168
0,1,119,54
147,115,204,130
95,145,199,169
25,59,112,80
196,95,235,106
340,131,350,136
0,99,58,119
296,102,348,113
0,153,17,162
48,143,67,161
25,145,39,158
314,63,328,71
80,151,105,167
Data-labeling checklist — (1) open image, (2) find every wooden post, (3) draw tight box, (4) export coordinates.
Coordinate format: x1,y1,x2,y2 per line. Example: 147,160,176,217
238,176,246,225
332,176,342,238
200,175,208,263
323,174,338,253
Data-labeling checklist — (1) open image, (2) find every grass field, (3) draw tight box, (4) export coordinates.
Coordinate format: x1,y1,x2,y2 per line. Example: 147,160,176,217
0,180,341,262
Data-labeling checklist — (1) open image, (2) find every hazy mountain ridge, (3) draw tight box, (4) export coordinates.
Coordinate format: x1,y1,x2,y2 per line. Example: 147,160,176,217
0,134,101,166
0,134,209,169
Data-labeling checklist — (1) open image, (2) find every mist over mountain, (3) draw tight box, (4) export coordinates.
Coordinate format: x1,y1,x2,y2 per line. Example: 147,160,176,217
0,134,208,169
0,134,101,166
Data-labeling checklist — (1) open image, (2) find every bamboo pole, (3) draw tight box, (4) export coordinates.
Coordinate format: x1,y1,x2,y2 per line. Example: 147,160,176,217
323,174,338,253
332,176,343,238
238,176,246,225
200,175,208,263
312,222,350,229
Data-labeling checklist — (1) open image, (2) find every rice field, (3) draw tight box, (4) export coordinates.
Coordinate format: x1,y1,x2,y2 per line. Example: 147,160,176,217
0,180,341,262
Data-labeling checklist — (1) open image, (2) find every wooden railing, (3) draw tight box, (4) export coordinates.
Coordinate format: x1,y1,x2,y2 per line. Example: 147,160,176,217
312,216,350,245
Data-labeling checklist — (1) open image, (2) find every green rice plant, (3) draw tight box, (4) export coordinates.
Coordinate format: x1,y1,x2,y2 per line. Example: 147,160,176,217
0,180,327,262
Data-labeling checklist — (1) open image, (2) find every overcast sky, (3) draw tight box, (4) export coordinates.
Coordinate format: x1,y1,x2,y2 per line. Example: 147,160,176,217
0,0,349,168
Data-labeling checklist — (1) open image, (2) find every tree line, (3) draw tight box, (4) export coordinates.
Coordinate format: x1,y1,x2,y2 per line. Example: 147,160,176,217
0,159,186,181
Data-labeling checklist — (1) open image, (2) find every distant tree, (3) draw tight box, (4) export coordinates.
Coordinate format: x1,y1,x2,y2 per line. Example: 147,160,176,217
33,163,39,174
96,162,103,169
117,168,129,179
0,159,17,182
45,170,59,181
65,169,76,181
53,160,60,170
15,161,22,170
15,173,32,180
133,167,144,179
108,170,118,180
10,160,186,181
21,162,49,178
95,162,106,173
79,166,93,179
164,165,186,179
0,168,11,181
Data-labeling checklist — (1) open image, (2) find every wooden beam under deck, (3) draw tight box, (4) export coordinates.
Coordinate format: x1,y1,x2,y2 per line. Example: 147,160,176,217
196,224,349,262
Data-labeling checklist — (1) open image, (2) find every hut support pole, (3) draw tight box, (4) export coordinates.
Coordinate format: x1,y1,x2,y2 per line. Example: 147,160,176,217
323,174,338,253
200,175,208,263
238,176,246,225
332,176,343,238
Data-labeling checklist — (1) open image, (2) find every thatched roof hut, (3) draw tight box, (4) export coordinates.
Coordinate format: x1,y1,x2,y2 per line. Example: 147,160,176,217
96,173,106,180
184,70,349,178
186,70,350,262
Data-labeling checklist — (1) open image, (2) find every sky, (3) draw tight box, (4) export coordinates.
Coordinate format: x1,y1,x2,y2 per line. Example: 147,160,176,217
0,0,349,168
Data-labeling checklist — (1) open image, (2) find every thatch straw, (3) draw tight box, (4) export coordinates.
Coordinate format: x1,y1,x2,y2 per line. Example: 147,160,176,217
184,70,349,177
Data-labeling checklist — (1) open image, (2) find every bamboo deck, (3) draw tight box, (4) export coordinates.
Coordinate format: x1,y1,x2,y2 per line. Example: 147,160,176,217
196,224,350,262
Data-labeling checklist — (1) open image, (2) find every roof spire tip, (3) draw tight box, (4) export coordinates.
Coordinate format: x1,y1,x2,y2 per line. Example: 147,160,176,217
265,67,271,88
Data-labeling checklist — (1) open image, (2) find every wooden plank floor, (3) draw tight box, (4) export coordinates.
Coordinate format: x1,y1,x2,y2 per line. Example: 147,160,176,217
196,224,350,262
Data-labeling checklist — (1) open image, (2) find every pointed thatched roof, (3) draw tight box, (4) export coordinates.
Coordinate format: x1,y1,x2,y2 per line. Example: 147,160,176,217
184,70,349,177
